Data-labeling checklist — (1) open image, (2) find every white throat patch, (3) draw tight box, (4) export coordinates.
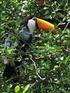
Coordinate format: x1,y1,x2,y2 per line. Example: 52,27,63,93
27,19,36,34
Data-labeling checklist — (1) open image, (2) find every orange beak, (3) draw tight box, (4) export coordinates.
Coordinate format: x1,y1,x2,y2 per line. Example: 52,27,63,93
33,17,57,33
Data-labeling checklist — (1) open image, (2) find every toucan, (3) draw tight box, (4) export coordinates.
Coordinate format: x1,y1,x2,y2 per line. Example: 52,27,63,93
3,17,57,80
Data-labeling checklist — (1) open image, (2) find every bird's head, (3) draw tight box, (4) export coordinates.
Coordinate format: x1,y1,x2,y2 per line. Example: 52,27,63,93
27,17,58,34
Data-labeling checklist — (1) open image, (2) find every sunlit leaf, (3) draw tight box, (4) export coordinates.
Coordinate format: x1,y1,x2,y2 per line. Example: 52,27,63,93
22,84,30,93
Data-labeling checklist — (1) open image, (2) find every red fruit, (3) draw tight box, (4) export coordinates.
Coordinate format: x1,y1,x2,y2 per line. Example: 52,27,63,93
36,0,45,5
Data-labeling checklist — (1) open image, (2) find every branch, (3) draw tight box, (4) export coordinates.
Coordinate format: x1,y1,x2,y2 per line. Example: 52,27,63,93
63,21,70,31
30,55,45,80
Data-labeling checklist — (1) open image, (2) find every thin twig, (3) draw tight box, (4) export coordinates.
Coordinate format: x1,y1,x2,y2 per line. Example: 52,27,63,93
63,21,70,31
30,55,45,80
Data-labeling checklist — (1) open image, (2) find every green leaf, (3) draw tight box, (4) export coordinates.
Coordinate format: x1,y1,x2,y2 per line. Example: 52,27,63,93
14,85,20,93
22,84,30,93
5,48,13,54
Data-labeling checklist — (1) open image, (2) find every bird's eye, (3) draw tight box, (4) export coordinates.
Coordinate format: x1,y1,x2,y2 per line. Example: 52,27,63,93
32,17,37,21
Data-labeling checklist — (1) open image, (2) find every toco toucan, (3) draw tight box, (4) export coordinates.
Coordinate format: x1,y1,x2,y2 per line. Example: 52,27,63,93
3,17,57,80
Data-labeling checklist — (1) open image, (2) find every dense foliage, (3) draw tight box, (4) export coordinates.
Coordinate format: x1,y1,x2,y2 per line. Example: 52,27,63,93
0,0,70,93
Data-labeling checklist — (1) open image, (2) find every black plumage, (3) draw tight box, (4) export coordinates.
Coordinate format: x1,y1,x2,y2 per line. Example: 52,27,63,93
3,62,17,79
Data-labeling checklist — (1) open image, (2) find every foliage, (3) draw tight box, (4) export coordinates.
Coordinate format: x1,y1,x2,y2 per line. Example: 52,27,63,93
0,0,70,93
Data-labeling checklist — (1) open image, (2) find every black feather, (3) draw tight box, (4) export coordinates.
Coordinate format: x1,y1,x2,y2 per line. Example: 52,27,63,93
3,62,17,79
